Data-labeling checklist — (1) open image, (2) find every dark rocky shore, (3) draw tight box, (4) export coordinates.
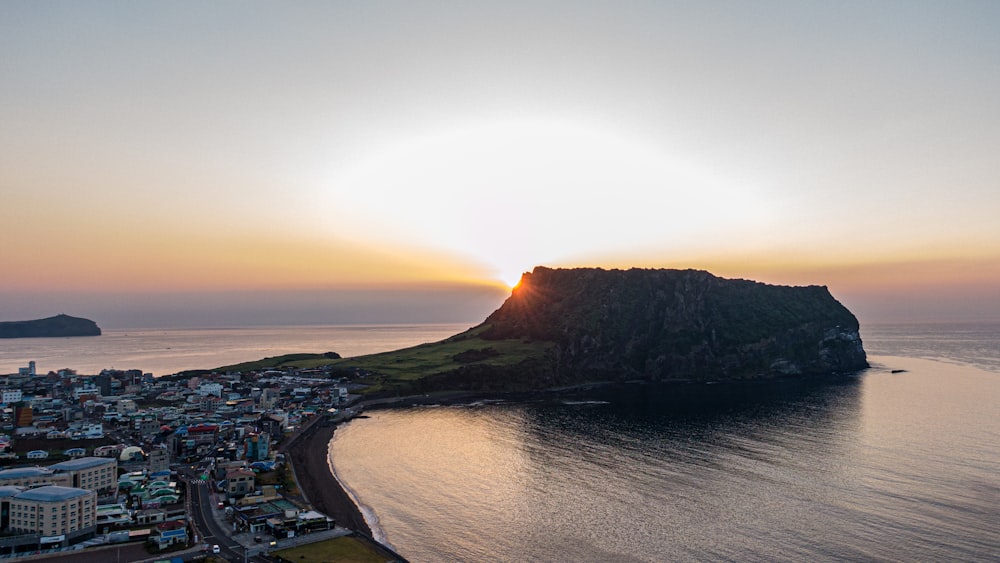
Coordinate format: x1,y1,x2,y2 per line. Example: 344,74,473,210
283,415,372,536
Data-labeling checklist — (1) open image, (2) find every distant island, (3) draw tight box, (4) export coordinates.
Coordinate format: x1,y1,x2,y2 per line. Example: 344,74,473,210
0,314,101,338
222,267,868,394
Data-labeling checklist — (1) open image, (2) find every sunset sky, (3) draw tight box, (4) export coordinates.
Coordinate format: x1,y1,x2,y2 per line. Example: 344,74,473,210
2,2,998,328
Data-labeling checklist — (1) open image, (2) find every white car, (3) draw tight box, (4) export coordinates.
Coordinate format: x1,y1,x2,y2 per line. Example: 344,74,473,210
212,544,220,554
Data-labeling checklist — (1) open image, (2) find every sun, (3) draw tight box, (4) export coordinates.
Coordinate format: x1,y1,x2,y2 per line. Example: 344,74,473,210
501,269,526,290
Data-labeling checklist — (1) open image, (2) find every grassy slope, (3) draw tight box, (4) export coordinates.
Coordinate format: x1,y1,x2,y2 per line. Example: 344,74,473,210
271,535,393,563
216,325,552,393
215,353,333,373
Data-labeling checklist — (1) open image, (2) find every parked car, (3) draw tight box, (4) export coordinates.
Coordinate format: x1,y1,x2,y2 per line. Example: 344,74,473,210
212,544,220,554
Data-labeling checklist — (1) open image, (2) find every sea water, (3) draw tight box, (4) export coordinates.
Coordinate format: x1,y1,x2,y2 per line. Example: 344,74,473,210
4,321,996,560
329,323,1000,562
0,323,470,376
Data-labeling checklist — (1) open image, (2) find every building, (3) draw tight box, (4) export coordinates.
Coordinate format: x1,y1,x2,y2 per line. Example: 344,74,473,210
79,423,104,439
0,467,70,489
195,382,223,398
17,362,36,377
14,406,32,428
93,444,125,458
134,507,167,525
49,457,117,495
95,503,130,527
0,458,117,496
258,387,279,410
225,469,255,498
72,384,100,400
1,389,22,404
147,447,170,474
185,424,218,445
200,394,225,412
258,413,286,437
4,485,96,545
116,399,137,414
245,432,270,462
133,414,159,438
148,519,187,550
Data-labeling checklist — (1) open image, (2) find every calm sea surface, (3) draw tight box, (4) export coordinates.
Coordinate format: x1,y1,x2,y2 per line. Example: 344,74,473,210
330,323,1000,562
0,323,470,376
3,322,997,560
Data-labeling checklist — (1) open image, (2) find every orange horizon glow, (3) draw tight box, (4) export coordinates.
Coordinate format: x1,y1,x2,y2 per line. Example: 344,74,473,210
7,223,1000,298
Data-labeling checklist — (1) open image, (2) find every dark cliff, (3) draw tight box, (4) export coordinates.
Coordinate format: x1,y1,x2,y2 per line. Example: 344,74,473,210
307,266,868,394
0,314,102,338
477,267,867,382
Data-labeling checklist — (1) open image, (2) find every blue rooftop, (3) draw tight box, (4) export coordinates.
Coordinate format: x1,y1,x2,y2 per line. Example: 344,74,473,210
15,485,92,502
0,467,54,479
0,486,25,498
49,457,116,471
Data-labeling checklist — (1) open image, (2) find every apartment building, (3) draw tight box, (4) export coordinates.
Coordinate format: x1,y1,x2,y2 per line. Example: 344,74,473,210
4,485,96,540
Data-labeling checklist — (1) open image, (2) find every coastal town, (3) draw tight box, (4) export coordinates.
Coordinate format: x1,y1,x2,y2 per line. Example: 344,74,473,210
0,360,399,562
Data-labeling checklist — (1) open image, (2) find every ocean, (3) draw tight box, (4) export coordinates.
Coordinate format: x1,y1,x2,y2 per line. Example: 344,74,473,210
329,322,1000,562
2,321,997,561
0,323,470,376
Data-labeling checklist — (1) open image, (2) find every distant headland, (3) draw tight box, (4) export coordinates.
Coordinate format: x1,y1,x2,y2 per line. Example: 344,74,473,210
222,267,869,394
0,314,102,338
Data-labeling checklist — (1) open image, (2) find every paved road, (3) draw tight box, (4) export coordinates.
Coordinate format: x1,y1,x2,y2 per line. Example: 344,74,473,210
185,472,252,561
183,468,268,563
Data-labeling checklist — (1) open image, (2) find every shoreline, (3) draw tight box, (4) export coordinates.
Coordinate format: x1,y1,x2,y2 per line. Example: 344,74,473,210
283,413,373,536
280,374,888,561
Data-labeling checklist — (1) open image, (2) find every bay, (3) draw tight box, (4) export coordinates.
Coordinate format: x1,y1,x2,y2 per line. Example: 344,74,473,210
329,323,1000,562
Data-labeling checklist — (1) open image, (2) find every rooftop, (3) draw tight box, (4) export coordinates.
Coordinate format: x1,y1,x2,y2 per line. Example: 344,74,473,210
0,485,25,498
50,456,116,471
15,485,93,502
0,466,54,479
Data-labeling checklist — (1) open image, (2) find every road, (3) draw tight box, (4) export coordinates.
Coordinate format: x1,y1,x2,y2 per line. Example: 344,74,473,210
181,466,267,563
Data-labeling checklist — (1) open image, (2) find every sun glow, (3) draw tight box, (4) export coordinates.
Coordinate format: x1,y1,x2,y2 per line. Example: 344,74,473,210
324,117,772,287
501,269,526,290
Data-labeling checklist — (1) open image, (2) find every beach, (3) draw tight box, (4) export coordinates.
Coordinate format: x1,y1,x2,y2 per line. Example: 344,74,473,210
283,415,373,536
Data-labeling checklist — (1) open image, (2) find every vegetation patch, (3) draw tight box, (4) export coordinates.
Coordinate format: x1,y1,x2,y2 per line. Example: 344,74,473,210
329,332,551,390
271,535,394,563
216,352,337,373
452,347,500,363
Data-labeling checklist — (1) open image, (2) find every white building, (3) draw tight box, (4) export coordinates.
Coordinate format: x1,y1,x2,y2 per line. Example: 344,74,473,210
196,383,223,398
1,389,22,404
81,423,104,439
4,485,96,539
116,399,137,413
50,457,118,494
72,384,100,400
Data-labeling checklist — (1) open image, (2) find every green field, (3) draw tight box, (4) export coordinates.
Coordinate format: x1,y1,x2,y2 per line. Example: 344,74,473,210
271,535,394,563
217,325,552,394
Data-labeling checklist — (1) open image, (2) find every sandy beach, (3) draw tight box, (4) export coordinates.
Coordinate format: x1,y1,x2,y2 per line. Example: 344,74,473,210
283,415,373,536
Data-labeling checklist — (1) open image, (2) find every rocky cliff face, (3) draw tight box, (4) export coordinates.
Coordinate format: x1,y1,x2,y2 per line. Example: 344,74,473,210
0,314,101,338
479,267,867,382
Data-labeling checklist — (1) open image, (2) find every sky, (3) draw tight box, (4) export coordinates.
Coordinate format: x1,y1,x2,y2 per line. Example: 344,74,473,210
2,1,999,328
